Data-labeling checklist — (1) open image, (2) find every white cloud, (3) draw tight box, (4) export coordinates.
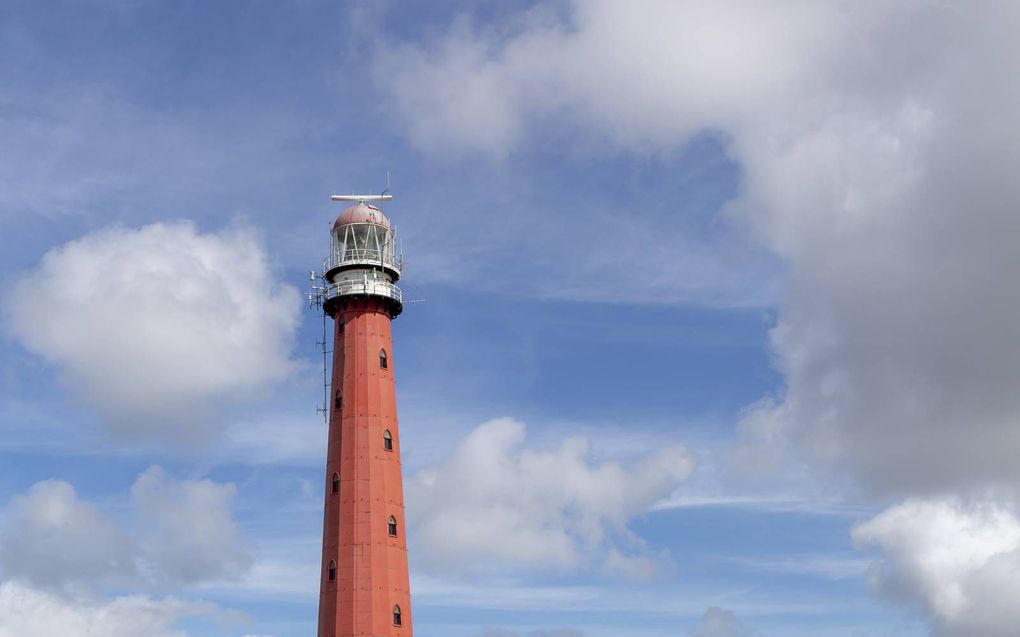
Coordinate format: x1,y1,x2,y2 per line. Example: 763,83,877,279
853,498,1020,637
0,481,135,592
0,468,250,592
6,222,300,442
692,607,750,637
131,466,252,586
0,580,215,637
407,418,693,575
360,2,790,308
372,0,839,156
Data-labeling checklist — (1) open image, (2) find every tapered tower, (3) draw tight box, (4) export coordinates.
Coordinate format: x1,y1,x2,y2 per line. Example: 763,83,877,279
313,193,412,637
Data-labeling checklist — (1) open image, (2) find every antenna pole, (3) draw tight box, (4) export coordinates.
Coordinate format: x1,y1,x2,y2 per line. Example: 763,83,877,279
317,311,331,424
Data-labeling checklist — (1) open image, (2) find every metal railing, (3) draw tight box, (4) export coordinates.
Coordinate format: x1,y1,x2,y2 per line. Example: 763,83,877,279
324,249,403,273
324,278,403,304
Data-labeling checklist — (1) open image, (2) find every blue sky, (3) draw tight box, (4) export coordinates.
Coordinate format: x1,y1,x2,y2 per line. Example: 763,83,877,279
3,2,1020,637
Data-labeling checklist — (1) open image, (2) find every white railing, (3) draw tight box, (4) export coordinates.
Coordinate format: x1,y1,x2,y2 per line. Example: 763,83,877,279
324,278,402,304
324,250,402,274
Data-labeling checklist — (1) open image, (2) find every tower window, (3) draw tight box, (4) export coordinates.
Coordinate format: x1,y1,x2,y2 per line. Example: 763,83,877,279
383,430,393,451
334,389,343,410
379,348,388,369
328,560,336,582
331,472,340,494
388,515,398,537
393,605,402,626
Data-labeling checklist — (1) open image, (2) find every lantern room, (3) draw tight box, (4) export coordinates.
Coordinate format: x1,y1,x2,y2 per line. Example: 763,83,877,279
324,202,402,282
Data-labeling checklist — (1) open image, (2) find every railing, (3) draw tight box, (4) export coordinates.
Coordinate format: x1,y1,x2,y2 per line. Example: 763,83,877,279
324,249,402,274
324,278,403,304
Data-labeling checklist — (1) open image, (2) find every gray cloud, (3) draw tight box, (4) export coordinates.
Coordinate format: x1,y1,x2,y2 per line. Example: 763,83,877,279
6,222,300,443
369,0,1020,496
729,4,1020,493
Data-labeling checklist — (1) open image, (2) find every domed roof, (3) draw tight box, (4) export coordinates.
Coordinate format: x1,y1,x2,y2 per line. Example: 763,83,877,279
333,202,391,229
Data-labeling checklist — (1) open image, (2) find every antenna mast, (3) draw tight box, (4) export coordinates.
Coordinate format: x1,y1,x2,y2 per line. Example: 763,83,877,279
308,270,331,423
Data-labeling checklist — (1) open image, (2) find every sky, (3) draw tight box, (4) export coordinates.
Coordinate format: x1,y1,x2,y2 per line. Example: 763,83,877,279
1,1,1019,636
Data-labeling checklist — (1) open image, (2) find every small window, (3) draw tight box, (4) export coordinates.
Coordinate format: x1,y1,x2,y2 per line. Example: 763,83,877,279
328,560,336,581
388,515,398,537
383,430,393,451
393,605,402,626
334,389,342,410
331,472,340,494
379,348,388,369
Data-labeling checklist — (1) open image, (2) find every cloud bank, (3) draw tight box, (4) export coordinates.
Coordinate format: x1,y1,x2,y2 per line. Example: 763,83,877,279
7,221,300,442
368,1,1020,631
372,0,1020,494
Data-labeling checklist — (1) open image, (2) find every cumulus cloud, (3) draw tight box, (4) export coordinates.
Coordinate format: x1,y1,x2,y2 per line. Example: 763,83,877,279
132,466,252,586
6,222,300,442
371,0,1020,495
0,481,135,592
853,498,1020,637
407,418,693,575
729,20,1020,493
372,0,838,156
692,607,750,637
373,0,1020,492
0,580,216,637
368,3,1020,631
0,468,250,592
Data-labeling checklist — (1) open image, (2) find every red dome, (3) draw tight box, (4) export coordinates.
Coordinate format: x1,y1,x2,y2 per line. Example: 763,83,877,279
333,202,391,229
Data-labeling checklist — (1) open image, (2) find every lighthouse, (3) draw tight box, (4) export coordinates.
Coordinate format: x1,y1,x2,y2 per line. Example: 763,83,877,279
313,193,412,637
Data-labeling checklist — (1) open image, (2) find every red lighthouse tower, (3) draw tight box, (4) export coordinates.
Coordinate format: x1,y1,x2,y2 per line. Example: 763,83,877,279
314,193,412,637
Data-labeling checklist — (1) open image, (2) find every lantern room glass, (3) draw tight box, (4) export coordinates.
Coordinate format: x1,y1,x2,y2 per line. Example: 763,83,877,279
331,223,399,272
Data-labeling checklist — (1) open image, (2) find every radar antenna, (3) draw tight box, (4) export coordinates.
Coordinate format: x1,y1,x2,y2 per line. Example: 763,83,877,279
330,193,393,203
